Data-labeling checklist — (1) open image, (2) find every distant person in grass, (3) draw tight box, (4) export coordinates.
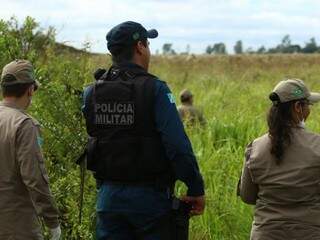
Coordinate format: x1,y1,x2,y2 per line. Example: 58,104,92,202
0,60,61,240
82,21,205,239
177,89,206,127
238,79,320,240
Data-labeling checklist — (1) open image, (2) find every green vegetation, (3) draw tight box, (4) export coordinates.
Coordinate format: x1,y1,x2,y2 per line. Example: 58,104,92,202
2,17,320,240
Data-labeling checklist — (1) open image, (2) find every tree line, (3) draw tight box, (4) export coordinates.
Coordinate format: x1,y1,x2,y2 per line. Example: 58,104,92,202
162,35,320,55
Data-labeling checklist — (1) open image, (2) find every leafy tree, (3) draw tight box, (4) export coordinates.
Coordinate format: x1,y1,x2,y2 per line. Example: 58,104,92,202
302,38,318,53
0,16,55,65
281,35,291,48
162,43,176,55
234,40,243,54
267,47,278,54
205,45,214,54
257,46,266,54
267,35,302,54
278,35,292,53
0,16,97,239
213,43,227,54
206,43,227,55
288,44,301,53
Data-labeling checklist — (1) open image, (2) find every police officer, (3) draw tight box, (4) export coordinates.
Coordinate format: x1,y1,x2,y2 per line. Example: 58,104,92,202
177,89,206,126
82,21,205,239
238,79,320,239
0,60,61,240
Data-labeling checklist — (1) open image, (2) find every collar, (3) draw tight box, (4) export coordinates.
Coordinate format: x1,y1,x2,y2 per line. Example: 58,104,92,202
0,100,26,112
113,62,147,73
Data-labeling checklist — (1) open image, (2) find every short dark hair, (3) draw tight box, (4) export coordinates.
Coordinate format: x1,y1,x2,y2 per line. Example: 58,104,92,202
111,39,148,64
1,83,33,98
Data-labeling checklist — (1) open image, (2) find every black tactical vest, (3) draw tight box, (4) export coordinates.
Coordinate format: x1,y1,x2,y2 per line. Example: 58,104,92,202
83,65,173,185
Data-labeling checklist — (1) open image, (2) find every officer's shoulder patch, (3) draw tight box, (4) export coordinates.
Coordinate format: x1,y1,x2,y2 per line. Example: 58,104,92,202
37,136,44,148
167,93,176,104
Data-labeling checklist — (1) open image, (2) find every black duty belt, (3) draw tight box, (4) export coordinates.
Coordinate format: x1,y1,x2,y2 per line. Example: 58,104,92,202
101,180,174,195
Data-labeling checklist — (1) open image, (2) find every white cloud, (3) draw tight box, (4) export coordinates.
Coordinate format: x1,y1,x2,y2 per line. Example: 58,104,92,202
0,0,319,53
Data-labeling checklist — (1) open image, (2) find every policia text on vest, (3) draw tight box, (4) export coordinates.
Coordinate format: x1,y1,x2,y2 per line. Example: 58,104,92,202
94,102,134,125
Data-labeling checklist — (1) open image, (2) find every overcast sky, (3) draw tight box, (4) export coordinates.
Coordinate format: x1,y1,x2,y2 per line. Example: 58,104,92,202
1,0,320,53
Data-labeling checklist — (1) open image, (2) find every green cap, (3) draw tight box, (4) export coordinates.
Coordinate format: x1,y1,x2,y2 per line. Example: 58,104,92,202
1,60,38,88
272,79,320,104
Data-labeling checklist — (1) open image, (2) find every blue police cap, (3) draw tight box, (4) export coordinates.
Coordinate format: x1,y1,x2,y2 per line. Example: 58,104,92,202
106,21,158,53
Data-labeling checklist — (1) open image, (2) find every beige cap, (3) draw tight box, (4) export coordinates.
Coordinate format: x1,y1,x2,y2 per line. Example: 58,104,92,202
1,60,38,89
180,89,193,102
272,79,320,104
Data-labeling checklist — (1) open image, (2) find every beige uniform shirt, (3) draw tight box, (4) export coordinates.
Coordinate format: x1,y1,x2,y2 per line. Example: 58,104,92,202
177,104,206,126
239,128,320,240
0,101,59,240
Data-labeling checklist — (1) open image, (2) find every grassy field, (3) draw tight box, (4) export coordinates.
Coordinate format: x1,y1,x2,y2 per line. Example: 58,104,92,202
5,50,320,239
145,54,320,240
5,17,320,240
70,54,320,240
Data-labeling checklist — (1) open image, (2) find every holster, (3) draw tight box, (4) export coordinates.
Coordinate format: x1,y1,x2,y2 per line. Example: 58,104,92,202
87,137,97,167
171,197,191,240
75,136,97,168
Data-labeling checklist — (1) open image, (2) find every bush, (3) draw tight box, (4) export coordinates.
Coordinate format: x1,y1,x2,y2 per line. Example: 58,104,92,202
0,16,99,239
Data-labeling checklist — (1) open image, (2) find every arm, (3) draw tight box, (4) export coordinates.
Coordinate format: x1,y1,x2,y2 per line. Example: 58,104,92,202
81,85,93,114
16,119,60,229
238,142,258,205
154,80,205,197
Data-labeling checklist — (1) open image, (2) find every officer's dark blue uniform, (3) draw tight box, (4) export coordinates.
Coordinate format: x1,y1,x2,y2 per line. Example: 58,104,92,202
82,21,204,240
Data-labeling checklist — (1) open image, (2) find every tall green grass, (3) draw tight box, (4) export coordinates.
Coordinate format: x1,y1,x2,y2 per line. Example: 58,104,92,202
145,55,320,239
20,53,320,239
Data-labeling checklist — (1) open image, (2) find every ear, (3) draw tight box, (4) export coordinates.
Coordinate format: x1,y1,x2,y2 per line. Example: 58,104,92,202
293,101,302,113
135,41,145,55
27,85,35,97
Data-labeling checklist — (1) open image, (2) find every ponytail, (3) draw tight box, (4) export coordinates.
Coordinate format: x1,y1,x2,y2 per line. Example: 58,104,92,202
267,93,297,164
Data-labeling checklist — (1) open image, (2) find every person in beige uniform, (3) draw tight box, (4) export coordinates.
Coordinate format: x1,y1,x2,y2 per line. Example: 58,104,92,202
238,79,320,240
0,60,61,240
177,89,206,126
